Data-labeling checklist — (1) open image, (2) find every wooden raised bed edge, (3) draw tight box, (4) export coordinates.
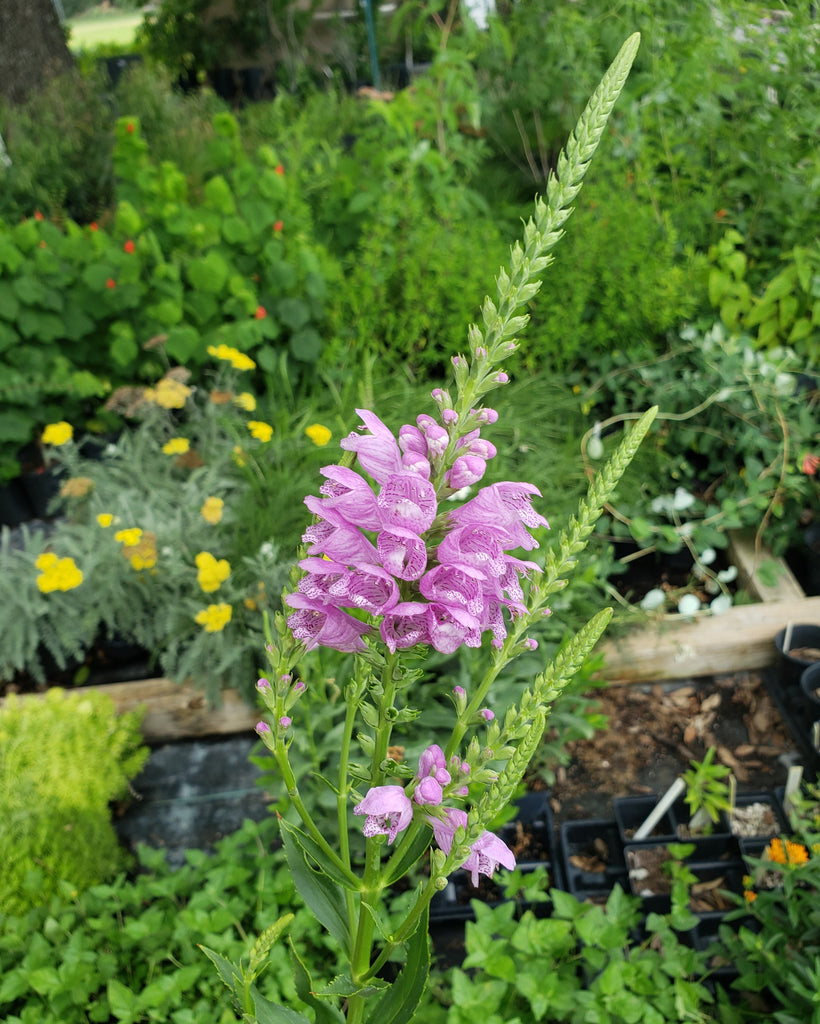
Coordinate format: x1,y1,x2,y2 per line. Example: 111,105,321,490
4,533,817,741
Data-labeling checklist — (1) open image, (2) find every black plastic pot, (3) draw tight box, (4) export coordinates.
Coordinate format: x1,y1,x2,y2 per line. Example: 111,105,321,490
614,793,732,847
20,465,65,520
559,818,628,904
728,791,789,840
774,624,820,691
625,842,744,916
0,476,33,527
800,662,820,722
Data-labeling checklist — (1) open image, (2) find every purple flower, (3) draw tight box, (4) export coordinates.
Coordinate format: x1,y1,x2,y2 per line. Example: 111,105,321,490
354,786,413,844
303,499,379,564
449,482,548,551
317,465,381,531
419,563,486,617
278,716,292,729
285,593,371,652
428,807,516,886
377,473,438,533
340,410,403,484
256,677,271,692
377,528,428,581
380,601,431,652
479,708,494,722
426,603,482,654
255,721,271,735
298,558,399,616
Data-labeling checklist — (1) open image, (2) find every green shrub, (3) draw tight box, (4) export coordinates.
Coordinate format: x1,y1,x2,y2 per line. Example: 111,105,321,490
0,688,148,916
0,817,340,1023
0,110,340,480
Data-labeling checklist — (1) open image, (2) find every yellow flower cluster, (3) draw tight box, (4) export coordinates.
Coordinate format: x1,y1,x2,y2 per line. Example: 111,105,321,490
195,551,231,593
42,421,73,446
766,837,810,866
97,513,115,528
122,532,158,571
201,496,224,524
35,552,83,593
234,391,256,412
195,602,233,632
248,420,273,443
144,377,191,409
162,437,191,456
305,423,332,447
115,527,143,547
207,344,256,371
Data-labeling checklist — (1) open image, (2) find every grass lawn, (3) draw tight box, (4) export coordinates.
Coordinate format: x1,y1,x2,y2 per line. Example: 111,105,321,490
66,10,143,51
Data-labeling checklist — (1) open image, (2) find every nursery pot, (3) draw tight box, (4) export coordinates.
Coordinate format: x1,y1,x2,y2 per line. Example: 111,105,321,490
0,476,33,527
774,624,820,690
20,465,65,520
728,792,789,840
800,662,820,723
559,818,628,904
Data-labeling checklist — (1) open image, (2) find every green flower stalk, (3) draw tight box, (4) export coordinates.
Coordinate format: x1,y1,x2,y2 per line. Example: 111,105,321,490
209,33,649,1024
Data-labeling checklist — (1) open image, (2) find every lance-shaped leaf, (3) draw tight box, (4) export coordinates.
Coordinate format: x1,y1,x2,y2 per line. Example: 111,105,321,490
280,818,352,956
289,941,347,1024
251,985,313,1024
364,902,430,1024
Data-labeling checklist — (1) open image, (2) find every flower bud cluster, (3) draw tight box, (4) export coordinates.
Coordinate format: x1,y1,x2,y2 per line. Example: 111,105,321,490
286,407,548,655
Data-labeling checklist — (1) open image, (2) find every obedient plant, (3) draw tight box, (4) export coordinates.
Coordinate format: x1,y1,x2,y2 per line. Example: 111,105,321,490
203,34,650,1023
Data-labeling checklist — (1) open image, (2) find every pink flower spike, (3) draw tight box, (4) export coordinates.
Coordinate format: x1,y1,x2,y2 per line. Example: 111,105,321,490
446,454,487,490
354,786,413,844
256,721,271,735
380,601,430,652
377,528,428,581
285,593,371,653
417,744,451,786
377,473,437,533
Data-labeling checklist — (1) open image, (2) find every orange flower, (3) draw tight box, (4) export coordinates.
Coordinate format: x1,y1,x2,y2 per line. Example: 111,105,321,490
766,838,810,866
254,305,267,319
123,239,135,254
273,220,283,233
802,453,820,477
106,278,116,290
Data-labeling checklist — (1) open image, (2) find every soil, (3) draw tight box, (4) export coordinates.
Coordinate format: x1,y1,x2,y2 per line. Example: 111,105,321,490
626,846,737,911
546,669,797,825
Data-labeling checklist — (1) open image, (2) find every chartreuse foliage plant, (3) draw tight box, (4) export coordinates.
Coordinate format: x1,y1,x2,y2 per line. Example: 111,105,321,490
203,34,651,1023
0,688,148,916
0,109,337,481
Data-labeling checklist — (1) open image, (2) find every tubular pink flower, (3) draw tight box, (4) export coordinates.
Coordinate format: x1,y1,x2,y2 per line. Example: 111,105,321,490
426,603,482,654
354,786,413,844
285,593,371,652
399,424,428,457
414,777,444,805
450,482,548,550
418,744,451,785
380,601,431,652
377,527,428,581
377,473,437,533
318,465,381,531
416,416,449,458
419,563,486,617
340,410,403,484
436,525,509,577
428,807,516,886
303,498,379,564
298,558,399,615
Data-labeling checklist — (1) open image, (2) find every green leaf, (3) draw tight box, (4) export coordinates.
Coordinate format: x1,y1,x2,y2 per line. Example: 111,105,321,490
199,944,243,996
107,978,139,1022
13,275,46,305
364,903,430,1024
203,175,237,216
277,297,311,331
289,941,347,1024
290,327,323,362
187,251,230,294
279,818,352,955
0,280,19,320
165,325,201,363
382,828,432,886
251,985,313,1024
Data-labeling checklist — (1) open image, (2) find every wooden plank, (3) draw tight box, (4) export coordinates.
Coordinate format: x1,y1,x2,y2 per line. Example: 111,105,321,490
0,678,260,744
595,594,820,685
728,530,805,603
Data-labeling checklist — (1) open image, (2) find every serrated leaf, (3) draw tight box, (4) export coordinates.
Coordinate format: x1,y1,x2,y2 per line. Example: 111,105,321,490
199,944,243,997
279,818,352,954
251,984,313,1024
289,941,346,1024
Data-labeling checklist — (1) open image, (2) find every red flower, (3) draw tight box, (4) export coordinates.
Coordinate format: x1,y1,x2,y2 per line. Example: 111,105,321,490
273,220,283,233
254,305,267,319
89,222,99,232
802,453,820,477
106,278,116,290
123,239,135,254
126,122,135,134
275,164,284,176
34,210,44,221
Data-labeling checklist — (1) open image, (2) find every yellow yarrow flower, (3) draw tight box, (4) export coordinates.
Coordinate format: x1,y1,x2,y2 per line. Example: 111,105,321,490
35,552,83,593
234,391,256,412
195,550,231,593
162,437,191,456
207,343,256,371
248,420,273,443
144,377,191,410
60,476,94,498
232,445,247,467
305,423,332,447
115,527,143,546
122,532,158,571
195,602,233,632
96,513,114,528
201,496,224,524
42,421,73,446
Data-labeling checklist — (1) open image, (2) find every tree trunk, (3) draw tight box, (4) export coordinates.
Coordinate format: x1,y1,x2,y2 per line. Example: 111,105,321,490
0,0,76,106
